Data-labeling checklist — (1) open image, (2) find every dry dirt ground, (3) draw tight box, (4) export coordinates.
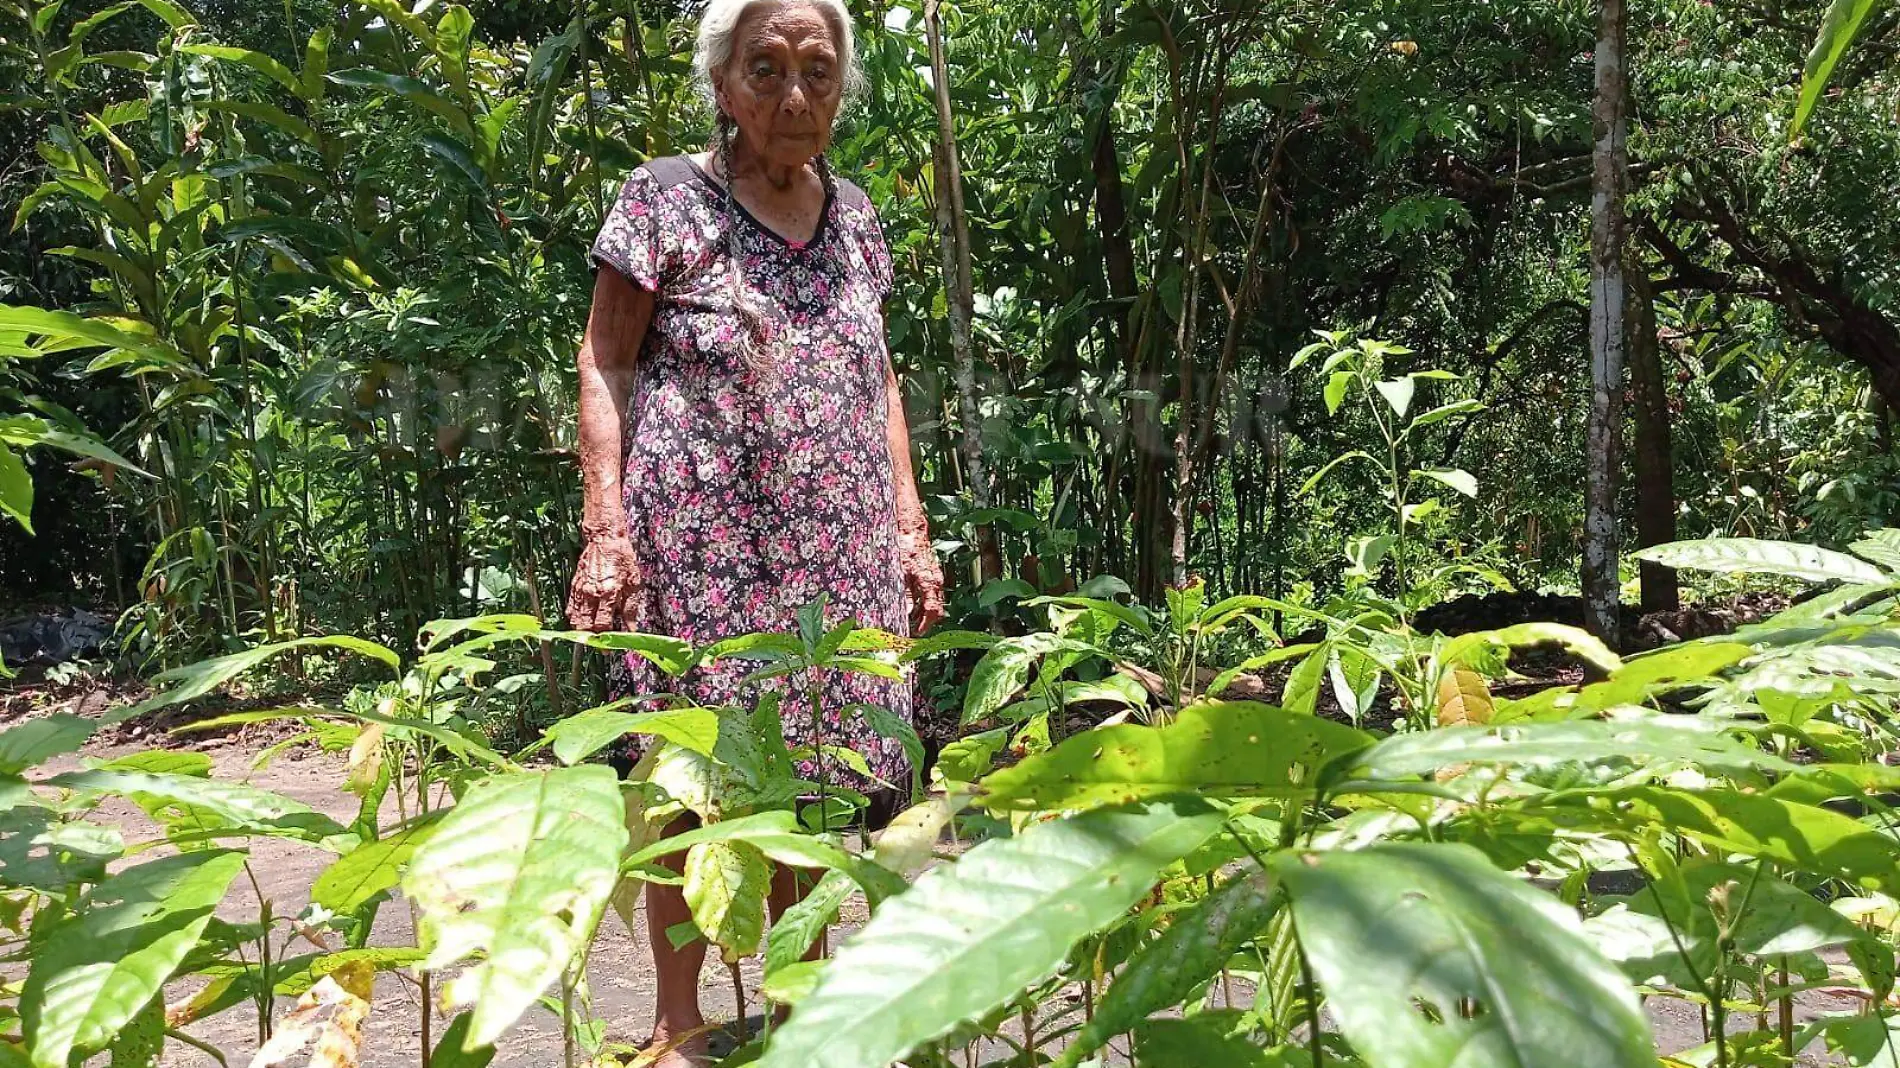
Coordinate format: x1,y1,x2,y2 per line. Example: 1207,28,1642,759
8,699,1863,1067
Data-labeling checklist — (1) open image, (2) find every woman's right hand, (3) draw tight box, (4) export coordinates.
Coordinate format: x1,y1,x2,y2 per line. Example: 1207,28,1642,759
568,533,642,632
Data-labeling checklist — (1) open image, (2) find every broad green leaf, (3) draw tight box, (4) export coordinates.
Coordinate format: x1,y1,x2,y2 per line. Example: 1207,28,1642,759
1133,1014,1282,1068
0,714,92,773
961,633,1093,726
978,700,1370,811
177,44,304,98
1409,398,1484,430
1792,0,1882,135
1281,647,1327,715
105,636,399,725
311,815,440,913
429,1014,496,1068
1416,467,1478,498
48,769,353,848
1272,843,1653,1068
1056,872,1279,1068
1324,370,1353,414
684,839,772,961
1339,720,1793,784
543,704,718,764
132,0,194,28
1298,449,1374,494
327,68,472,136
0,446,31,530
764,868,854,976
1327,645,1381,722
1374,376,1415,418
1803,1012,1900,1067
1208,643,1318,701
1851,529,1900,574
21,851,246,1068
404,766,627,1048
1591,787,1900,893
758,799,1225,1068
1439,622,1624,675
1574,642,1752,710
1635,537,1888,585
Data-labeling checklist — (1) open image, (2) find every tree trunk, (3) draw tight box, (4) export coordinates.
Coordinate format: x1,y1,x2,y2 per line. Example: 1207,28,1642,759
1626,263,1678,612
923,0,1002,583
1583,0,1629,647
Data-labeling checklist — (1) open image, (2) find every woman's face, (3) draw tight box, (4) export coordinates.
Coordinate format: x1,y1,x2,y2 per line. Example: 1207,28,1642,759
716,0,843,170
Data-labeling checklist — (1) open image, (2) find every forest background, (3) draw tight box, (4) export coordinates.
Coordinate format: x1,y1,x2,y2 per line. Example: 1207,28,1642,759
1,0,1897,674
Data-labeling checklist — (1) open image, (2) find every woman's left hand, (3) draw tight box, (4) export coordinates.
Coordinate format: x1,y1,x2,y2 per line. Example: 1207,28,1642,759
899,527,945,635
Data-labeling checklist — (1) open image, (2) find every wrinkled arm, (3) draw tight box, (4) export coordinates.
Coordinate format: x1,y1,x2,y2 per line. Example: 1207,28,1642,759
577,268,653,536
568,268,655,630
886,355,945,633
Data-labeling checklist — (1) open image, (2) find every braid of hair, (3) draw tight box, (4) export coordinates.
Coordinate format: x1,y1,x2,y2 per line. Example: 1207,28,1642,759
814,150,838,204
716,113,778,386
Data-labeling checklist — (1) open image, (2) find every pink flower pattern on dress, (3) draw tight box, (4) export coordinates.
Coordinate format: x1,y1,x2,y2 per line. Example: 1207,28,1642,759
590,156,911,791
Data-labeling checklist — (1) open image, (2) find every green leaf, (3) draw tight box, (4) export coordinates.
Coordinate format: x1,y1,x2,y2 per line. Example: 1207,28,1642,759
1324,370,1353,415
131,0,195,28
961,633,1093,726
21,851,246,1068
543,704,718,764
1327,645,1381,722
327,68,472,137
1416,467,1478,498
1056,872,1280,1068
1340,719,1794,785
1133,1014,1282,1068
1299,449,1375,495
403,766,628,1048
0,713,92,773
978,700,1369,811
1408,398,1484,431
1272,843,1653,1068
107,636,398,727
684,840,773,961
1589,787,1900,893
1208,643,1319,701
311,815,440,914
1281,647,1327,716
429,1014,496,1068
764,868,854,976
757,799,1225,1068
1374,377,1415,418
1851,529,1900,574
48,769,353,848
0,445,31,530
1792,0,1882,135
177,44,304,98
1634,537,1889,585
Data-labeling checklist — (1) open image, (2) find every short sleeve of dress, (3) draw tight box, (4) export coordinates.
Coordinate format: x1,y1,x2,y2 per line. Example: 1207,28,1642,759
588,167,667,292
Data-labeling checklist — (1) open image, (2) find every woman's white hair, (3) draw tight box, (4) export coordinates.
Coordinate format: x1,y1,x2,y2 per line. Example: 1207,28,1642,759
693,0,864,110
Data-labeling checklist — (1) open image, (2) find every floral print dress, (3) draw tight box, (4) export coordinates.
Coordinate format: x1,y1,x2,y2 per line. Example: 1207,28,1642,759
589,155,912,793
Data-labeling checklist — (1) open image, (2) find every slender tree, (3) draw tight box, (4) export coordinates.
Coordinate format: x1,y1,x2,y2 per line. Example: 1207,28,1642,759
924,0,1002,583
1584,0,1630,645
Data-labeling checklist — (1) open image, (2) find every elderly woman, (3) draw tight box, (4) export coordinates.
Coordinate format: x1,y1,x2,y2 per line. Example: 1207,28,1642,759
565,0,943,1059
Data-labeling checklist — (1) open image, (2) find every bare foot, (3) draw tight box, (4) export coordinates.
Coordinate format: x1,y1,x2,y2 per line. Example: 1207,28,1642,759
639,1023,711,1067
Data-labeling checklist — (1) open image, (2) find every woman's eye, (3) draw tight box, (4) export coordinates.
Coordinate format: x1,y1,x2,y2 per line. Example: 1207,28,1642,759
749,62,779,80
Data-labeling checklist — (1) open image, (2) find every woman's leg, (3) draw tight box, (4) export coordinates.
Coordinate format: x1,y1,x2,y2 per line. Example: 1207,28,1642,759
646,815,708,1063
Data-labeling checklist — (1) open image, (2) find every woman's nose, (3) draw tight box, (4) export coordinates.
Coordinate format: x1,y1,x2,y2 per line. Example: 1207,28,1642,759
781,80,811,114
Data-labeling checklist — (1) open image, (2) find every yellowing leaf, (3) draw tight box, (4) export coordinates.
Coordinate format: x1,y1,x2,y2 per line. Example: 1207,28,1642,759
1435,668,1494,727
246,972,370,1068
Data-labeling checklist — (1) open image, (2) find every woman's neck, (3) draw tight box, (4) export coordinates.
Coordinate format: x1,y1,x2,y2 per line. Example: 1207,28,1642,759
720,137,806,192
